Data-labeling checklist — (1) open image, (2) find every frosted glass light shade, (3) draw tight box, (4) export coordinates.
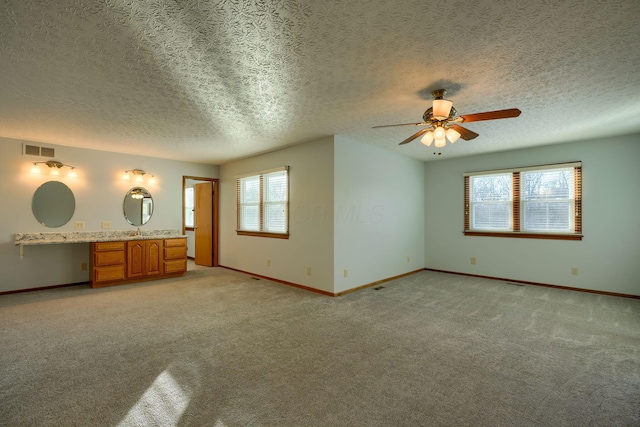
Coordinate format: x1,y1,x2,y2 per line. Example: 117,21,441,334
432,99,453,120
420,131,434,146
49,168,60,176
433,126,446,140
30,164,41,174
434,138,447,148
446,128,461,143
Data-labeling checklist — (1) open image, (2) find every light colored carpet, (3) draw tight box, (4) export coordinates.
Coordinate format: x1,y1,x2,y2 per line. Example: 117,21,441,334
1,267,639,426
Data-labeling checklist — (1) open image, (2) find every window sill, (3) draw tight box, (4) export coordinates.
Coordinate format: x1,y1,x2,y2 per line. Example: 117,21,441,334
464,231,582,241
236,231,289,239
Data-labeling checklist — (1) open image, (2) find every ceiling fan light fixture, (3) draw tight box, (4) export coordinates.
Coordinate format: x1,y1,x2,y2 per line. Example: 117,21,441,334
432,99,453,120
420,131,434,146
445,128,461,143
372,87,521,150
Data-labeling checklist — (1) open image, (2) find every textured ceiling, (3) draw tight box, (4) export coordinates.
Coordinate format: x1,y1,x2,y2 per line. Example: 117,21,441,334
1,0,639,164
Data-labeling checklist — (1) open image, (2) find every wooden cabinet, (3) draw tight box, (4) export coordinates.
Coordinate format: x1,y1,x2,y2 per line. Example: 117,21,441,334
127,239,162,278
90,238,187,288
164,238,188,274
92,241,126,284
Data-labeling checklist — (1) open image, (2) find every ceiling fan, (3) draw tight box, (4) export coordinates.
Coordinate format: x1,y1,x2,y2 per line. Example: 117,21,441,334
373,89,521,149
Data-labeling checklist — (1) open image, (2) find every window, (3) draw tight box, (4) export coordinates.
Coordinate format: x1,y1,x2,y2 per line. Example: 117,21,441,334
236,167,289,238
184,187,194,229
464,162,582,240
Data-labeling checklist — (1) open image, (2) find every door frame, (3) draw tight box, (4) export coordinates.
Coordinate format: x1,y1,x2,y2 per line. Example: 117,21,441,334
182,176,219,267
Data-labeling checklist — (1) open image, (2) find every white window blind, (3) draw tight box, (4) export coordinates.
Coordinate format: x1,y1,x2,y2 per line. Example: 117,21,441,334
262,170,288,233
184,187,194,228
469,173,512,231
237,167,289,237
521,167,574,232
239,175,260,231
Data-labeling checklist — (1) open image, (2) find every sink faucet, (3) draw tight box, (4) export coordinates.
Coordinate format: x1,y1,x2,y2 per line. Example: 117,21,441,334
136,227,142,236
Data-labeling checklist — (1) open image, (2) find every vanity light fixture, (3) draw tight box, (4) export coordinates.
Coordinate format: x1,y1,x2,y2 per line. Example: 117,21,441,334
31,160,77,177
122,169,156,184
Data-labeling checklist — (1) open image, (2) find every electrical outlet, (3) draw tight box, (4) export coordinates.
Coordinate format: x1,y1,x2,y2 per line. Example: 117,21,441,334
306,267,311,275
101,221,111,229
344,269,348,277
471,257,477,265
571,267,578,275
80,263,87,271
74,221,85,229
267,259,271,267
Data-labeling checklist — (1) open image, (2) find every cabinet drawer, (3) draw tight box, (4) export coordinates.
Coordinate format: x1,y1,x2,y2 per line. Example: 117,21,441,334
164,259,187,274
94,241,126,252
164,238,187,247
94,265,126,282
94,250,125,266
164,246,187,260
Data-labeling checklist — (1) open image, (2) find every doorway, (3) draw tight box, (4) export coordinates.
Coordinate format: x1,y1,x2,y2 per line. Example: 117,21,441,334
182,176,219,267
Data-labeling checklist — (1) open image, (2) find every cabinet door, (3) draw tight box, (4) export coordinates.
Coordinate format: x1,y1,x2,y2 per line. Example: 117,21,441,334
146,240,162,276
127,241,145,278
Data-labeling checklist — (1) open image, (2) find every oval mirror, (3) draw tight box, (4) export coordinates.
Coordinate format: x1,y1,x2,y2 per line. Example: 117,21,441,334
32,181,76,228
123,187,153,226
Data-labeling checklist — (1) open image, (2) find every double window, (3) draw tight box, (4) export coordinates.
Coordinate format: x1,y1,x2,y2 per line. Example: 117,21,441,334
236,166,289,238
464,162,582,240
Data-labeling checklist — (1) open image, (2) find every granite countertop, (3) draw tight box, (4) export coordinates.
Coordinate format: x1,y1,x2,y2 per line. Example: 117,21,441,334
14,229,187,245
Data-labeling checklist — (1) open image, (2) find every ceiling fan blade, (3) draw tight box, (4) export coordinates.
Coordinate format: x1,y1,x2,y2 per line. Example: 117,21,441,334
372,122,428,128
458,108,521,123
399,128,430,145
448,124,479,141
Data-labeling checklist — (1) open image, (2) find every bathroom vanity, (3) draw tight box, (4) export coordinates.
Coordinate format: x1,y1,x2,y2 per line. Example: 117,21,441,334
15,231,188,288
16,180,188,289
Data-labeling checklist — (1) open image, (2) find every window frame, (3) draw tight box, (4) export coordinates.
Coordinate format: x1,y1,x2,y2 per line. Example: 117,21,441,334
236,166,289,239
184,186,195,230
464,162,582,241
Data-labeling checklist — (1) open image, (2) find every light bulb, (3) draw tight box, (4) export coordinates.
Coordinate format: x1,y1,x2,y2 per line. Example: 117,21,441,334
446,128,461,143
420,131,434,147
434,138,447,148
433,126,446,140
